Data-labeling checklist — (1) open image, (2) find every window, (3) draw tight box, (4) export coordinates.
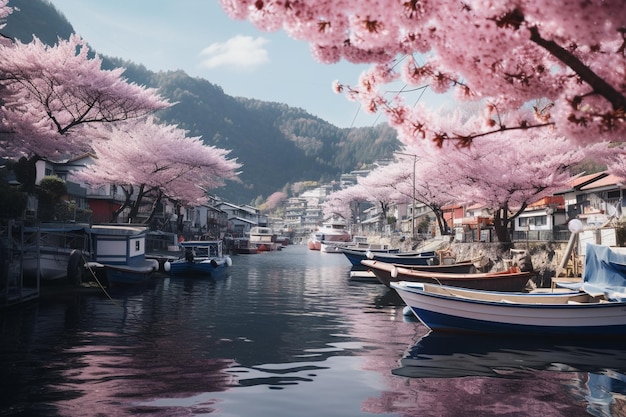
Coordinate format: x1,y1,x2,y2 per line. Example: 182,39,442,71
519,215,547,227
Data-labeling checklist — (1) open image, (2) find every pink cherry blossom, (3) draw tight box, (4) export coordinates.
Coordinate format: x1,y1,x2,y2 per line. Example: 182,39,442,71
220,0,626,146
72,117,240,222
0,35,169,160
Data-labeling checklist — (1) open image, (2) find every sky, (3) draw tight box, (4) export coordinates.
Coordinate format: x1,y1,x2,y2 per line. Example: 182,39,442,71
46,0,444,129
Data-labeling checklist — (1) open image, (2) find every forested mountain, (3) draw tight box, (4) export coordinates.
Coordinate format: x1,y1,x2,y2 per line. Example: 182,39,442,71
3,0,400,204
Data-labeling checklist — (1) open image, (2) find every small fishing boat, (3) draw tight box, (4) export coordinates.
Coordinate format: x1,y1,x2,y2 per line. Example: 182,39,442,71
363,259,532,291
356,250,444,266
392,243,626,336
341,247,434,267
392,280,626,336
165,240,232,278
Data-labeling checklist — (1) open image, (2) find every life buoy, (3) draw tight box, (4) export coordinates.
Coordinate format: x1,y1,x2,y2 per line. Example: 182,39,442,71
67,249,84,286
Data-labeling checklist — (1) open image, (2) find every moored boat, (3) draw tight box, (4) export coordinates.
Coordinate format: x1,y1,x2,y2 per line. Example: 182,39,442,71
392,280,626,336
232,237,258,254
341,247,433,267
363,259,532,291
165,240,232,278
356,250,443,266
320,241,353,253
22,224,92,286
307,217,351,251
249,226,279,251
87,225,159,286
392,243,626,336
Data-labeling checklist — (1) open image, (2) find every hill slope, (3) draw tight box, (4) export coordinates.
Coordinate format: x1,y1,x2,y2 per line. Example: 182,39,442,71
3,0,400,204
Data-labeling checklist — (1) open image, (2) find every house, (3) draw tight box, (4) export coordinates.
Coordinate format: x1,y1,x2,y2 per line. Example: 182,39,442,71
448,203,493,242
556,172,624,228
513,196,567,241
185,204,228,238
216,202,261,237
30,156,91,222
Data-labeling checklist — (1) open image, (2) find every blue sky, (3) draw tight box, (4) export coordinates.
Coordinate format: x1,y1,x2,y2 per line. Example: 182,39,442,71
48,0,443,128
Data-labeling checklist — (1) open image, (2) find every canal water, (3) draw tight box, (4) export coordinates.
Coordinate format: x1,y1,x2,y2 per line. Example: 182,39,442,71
1,244,626,417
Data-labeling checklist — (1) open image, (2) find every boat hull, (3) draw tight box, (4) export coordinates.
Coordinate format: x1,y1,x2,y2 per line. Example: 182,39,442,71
22,248,75,281
363,260,530,291
22,225,91,283
103,260,158,286
169,259,230,278
392,282,626,336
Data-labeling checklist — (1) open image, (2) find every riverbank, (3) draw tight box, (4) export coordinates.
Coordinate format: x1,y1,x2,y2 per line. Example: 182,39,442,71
360,234,577,288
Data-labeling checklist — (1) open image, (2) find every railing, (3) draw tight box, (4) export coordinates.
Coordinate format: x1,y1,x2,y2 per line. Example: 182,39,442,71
511,230,571,242
457,229,571,243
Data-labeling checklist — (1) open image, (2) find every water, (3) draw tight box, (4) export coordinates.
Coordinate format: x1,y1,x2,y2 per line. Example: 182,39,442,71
1,245,626,417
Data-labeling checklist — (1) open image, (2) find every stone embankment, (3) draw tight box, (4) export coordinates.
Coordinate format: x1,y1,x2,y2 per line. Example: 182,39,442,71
364,234,577,289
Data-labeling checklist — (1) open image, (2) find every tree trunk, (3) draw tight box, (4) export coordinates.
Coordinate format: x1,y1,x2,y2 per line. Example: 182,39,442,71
432,206,450,236
143,191,163,225
110,185,133,222
493,208,511,243
127,184,146,223
176,203,185,234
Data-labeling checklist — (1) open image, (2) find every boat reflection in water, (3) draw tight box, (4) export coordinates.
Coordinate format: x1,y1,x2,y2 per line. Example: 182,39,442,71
393,332,626,415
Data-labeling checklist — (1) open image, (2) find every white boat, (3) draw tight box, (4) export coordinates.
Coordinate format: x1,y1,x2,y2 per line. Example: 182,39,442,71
308,218,351,251
249,226,279,252
391,243,626,337
22,224,91,285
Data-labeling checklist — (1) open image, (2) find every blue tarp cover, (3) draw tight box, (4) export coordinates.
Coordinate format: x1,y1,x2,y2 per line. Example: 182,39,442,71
559,243,626,300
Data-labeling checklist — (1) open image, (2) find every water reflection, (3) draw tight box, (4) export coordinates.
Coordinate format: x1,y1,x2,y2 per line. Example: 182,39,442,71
3,246,626,416
392,332,626,416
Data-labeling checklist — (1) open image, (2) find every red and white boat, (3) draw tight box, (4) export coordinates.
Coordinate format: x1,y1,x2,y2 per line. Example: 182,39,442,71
308,218,351,251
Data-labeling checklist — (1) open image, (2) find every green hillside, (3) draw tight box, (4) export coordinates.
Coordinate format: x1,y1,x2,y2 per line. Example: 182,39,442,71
3,0,400,204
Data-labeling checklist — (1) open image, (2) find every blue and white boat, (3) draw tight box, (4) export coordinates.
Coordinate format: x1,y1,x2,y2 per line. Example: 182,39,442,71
341,247,434,267
87,225,159,286
165,240,232,278
392,244,626,337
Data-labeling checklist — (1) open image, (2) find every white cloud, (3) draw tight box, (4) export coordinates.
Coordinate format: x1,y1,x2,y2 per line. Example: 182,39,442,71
199,35,270,71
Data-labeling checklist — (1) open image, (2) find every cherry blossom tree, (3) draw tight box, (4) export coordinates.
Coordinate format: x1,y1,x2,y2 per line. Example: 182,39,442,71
437,131,610,243
382,149,457,236
324,169,406,233
0,35,169,167
261,191,287,212
220,0,625,147
0,1,12,33
72,117,241,223
605,146,626,182
358,168,407,232
323,185,367,222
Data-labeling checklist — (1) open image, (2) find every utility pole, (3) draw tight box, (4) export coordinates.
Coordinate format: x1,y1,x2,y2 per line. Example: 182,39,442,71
395,152,418,239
